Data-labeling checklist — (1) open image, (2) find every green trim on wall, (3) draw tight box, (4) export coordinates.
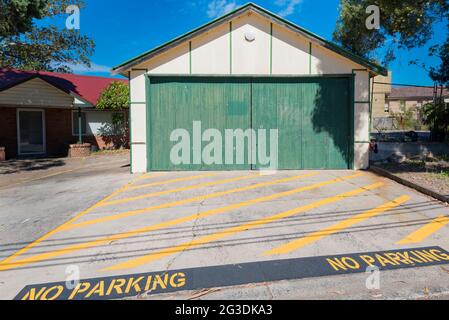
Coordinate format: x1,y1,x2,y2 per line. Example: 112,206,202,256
349,73,355,170
189,41,192,74
130,102,146,105
145,75,151,172
270,23,273,75
369,74,374,135
229,21,233,75
128,71,132,174
309,42,312,74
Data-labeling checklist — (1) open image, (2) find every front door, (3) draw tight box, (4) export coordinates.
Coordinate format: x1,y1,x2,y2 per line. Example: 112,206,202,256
17,109,46,155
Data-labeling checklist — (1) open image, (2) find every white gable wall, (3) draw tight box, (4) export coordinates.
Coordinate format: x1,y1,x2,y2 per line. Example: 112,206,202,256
128,11,372,172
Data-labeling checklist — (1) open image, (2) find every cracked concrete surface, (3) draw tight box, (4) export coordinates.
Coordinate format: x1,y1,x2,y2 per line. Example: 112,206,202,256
0,164,449,300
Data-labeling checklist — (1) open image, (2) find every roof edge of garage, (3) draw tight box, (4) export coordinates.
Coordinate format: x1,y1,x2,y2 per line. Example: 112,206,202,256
113,2,388,77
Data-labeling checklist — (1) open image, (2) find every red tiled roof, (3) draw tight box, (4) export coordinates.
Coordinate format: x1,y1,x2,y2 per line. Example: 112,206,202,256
389,86,449,100
0,68,128,106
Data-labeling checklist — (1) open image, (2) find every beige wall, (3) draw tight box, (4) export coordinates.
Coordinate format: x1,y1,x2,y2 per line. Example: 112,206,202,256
128,10,373,172
372,72,392,120
0,78,74,107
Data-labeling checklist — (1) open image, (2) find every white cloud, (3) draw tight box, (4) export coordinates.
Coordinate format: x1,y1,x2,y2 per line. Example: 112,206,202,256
276,0,303,17
207,0,238,19
67,62,112,74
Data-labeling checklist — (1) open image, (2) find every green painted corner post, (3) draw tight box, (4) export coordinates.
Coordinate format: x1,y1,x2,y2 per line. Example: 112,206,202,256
128,71,133,174
350,72,356,170
145,74,151,173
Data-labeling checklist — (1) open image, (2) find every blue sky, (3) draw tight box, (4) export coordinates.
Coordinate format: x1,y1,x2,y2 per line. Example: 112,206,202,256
47,0,445,85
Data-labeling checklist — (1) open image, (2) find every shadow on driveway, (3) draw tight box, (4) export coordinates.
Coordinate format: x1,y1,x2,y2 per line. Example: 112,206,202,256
0,158,66,175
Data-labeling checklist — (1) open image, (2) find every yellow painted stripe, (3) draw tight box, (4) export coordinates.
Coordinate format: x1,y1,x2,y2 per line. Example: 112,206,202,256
103,182,384,271
0,172,152,267
100,173,256,207
397,215,449,245
63,173,318,231
127,173,218,191
265,195,410,255
0,172,362,271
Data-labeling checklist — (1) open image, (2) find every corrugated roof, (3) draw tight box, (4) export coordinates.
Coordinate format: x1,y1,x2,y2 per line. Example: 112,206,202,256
389,86,449,99
0,68,127,106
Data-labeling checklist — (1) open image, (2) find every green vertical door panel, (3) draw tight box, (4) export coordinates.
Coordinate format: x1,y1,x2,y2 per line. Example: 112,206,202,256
252,77,351,170
252,78,302,169
148,77,251,171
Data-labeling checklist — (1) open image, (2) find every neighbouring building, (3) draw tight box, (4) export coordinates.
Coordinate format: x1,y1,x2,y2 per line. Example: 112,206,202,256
0,69,128,159
387,86,449,115
371,71,392,129
372,72,449,130
113,3,387,172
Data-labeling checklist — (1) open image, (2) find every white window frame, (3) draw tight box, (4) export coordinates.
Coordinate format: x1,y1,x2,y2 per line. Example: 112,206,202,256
16,108,47,156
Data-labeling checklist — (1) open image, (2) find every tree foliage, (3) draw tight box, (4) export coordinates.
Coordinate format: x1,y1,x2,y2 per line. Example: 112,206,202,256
96,81,130,149
333,0,449,66
96,81,129,110
0,0,95,73
423,101,449,141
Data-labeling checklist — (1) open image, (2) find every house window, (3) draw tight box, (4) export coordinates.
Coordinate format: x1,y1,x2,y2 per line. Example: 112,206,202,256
400,100,406,112
384,102,390,113
72,111,87,136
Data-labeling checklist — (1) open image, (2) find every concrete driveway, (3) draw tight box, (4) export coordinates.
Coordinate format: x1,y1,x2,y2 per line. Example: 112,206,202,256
0,164,449,300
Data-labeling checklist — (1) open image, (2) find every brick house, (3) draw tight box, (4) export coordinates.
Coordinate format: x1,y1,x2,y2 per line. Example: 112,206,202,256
0,69,128,159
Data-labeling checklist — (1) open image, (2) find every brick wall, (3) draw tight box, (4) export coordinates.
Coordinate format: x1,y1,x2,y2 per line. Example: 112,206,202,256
0,107,18,159
0,106,129,159
45,108,77,156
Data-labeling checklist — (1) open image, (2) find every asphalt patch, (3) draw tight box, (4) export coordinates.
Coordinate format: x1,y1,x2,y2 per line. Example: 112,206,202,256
15,246,449,300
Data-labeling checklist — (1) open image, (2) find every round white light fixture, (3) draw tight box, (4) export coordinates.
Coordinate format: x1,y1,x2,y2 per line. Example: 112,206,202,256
244,30,255,42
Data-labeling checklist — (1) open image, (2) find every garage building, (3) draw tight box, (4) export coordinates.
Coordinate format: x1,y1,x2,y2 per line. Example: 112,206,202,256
113,3,387,173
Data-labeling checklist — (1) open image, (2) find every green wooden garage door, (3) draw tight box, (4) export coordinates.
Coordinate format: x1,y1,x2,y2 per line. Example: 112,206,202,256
252,77,352,169
147,76,352,171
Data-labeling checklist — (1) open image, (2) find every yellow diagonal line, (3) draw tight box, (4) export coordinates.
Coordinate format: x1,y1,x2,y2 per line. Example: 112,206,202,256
0,172,363,272
397,215,449,245
0,172,153,267
62,173,319,231
99,173,257,207
265,195,410,255
126,173,218,191
103,181,384,271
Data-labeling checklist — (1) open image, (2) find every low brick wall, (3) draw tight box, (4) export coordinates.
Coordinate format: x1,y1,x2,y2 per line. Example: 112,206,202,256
68,143,91,158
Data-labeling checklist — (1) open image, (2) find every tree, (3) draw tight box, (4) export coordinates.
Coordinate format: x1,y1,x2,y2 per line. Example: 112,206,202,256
0,0,95,73
96,81,130,148
96,81,129,110
422,101,449,141
333,0,449,66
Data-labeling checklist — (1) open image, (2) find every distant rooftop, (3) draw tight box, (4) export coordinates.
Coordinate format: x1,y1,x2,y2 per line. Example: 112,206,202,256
0,68,127,105
389,86,449,100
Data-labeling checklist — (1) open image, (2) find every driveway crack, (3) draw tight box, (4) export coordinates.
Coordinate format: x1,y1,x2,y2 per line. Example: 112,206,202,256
164,198,205,272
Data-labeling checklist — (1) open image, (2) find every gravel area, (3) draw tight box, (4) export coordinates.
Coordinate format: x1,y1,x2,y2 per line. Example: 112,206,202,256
378,160,449,197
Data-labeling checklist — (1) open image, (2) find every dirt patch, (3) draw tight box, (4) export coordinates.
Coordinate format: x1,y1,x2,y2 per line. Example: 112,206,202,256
377,159,449,198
